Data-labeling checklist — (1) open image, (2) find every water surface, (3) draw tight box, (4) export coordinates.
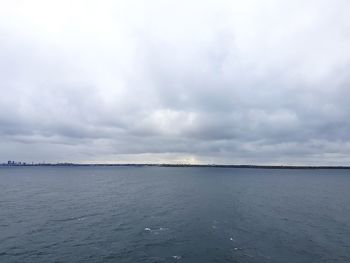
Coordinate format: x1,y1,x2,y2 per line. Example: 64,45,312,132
0,166,349,262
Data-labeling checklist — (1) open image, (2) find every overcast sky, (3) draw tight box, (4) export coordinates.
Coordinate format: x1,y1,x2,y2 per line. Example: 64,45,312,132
1,0,350,165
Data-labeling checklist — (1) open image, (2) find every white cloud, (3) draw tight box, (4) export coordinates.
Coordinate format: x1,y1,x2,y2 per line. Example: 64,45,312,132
0,0,350,164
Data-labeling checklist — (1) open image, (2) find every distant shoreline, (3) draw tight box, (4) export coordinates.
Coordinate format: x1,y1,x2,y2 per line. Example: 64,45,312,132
1,163,350,169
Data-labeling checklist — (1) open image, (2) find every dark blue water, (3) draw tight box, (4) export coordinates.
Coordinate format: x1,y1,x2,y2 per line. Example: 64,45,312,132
0,167,349,262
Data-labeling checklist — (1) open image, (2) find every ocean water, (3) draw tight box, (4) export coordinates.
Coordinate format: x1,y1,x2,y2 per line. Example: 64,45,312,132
0,166,349,263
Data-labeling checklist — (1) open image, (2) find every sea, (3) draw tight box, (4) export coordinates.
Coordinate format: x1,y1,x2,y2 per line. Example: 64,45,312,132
0,166,349,263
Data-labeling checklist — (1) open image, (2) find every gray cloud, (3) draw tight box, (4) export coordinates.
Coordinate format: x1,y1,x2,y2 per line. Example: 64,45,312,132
0,0,350,164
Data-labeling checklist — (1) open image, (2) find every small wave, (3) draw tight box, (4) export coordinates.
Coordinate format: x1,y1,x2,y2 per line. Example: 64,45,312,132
144,227,168,232
172,255,182,260
51,216,83,222
50,213,100,223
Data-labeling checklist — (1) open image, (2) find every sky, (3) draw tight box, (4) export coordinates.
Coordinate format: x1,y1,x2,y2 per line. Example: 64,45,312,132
0,0,350,165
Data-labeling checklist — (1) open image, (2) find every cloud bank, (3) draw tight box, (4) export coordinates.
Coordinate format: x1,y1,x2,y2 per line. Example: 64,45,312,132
1,0,350,164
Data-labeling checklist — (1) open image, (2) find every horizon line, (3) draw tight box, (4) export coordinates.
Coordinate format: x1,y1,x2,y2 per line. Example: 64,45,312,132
1,162,350,169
